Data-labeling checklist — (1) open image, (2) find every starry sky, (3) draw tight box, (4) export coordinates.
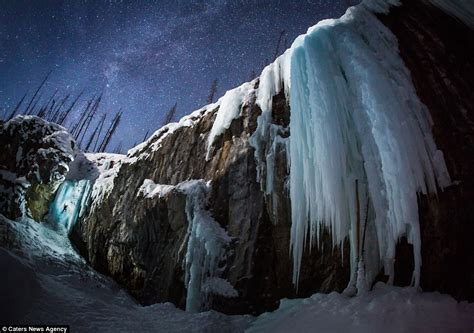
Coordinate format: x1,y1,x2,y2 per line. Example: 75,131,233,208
0,0,352,151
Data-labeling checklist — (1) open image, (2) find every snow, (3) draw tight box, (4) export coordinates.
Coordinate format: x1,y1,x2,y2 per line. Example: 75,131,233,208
285,4,451,291
249,282,474,333
127,106,213,161
206,82,255,159
3,212,472,333
66,153,100,181
137,179,174,199
202,277,239,299
84,153,127,210
0,214,252,332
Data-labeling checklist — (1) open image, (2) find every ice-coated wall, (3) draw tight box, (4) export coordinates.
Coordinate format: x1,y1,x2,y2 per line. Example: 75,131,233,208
49,179,91,233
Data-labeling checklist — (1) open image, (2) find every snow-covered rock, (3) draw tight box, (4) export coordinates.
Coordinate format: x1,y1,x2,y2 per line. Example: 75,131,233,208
0,116,76,220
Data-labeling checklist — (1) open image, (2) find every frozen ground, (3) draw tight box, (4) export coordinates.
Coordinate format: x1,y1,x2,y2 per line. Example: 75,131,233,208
1,215,473,332
0,215,251,332
250,283,474,333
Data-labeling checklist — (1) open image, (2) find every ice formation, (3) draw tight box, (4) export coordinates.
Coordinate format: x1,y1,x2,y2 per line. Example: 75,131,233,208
249,50,291,213
206,82,254,159
429,0,474,28
247,1,451,292
137,178,234,312
49,179,91,233
181,180,232,312
286,4,451,289
47,153,98,233
137,179,174,199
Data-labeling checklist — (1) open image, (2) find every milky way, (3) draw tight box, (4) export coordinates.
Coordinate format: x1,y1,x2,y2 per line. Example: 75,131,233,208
0,0,351,150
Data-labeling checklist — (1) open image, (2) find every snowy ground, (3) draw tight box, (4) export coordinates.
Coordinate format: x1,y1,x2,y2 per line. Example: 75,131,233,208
1,215,473,332
250,283,474,333
0,216,251,332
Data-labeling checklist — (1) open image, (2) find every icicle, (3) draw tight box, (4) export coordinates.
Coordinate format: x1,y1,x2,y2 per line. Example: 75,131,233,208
287,5,450,290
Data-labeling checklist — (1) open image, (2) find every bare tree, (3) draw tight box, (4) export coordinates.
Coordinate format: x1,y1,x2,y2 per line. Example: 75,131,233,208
37,89,59,119
57,90,84,126
162,102,177,126
24,71,52,115
6,91,28,121
71,95,96,138
49,94,70,123
112,141,124,154
77,94,102,146
207,79,218,104
98,110,122,152
84,113,105,152
26,93,43,116
273,30,287,61
93,113,107,152
142,129,150,142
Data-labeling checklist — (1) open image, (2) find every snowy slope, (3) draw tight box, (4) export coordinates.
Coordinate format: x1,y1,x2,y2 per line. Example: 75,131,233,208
0,215,252,332
249,282,474,333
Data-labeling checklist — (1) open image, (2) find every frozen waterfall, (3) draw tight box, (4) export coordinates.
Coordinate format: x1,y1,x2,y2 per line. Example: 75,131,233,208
287,5,451,289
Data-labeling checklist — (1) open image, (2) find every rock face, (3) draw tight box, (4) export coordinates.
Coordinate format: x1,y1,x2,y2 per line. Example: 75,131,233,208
71,86,350,315
0,116,75,221
67,0,474,315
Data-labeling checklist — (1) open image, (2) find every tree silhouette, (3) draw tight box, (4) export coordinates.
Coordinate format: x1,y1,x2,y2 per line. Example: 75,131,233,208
207,79,218,104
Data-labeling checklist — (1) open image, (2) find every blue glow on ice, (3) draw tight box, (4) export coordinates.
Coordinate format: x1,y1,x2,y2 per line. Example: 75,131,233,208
49,179,92,233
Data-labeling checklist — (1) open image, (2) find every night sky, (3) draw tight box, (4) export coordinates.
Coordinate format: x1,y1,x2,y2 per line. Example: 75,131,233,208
0,0,351,151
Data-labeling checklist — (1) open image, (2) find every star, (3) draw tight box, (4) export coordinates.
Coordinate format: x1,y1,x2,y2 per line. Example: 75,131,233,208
0,0,351,151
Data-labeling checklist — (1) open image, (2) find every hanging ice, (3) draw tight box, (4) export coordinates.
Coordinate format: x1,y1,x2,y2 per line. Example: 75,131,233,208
48,153,99,233
49,179,91,233
286,4,451,289
168,180,233,312
428,0,474,28
249,49,292,212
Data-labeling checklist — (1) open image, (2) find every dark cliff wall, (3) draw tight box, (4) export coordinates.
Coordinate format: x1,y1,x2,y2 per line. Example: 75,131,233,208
379,0,474,301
